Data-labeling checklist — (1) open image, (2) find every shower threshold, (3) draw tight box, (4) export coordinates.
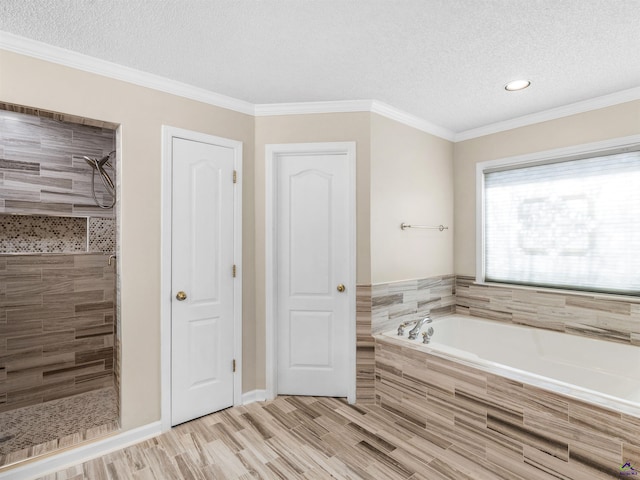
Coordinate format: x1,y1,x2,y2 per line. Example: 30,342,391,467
0,387,118,466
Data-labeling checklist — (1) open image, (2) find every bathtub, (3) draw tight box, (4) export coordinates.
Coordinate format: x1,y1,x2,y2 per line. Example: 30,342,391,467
377,314,640,418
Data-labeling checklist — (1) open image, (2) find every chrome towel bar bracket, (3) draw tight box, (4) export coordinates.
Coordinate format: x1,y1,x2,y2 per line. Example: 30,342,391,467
400,223,448,231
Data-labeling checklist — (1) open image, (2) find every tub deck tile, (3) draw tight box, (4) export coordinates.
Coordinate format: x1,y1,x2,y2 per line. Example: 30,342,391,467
518,384,570,421
376,333,640,479
488,412,570,462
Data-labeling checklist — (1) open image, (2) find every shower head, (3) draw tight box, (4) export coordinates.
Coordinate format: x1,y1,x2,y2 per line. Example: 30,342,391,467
83,151,116,208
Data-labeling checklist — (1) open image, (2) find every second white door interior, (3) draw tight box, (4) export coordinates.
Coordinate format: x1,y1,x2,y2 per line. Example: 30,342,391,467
274,145,354,397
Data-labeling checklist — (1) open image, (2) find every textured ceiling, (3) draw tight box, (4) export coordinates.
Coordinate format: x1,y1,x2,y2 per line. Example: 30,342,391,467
1,0,640,134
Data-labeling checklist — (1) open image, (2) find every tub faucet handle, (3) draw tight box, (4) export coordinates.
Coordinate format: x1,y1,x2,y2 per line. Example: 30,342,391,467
422,326,434,344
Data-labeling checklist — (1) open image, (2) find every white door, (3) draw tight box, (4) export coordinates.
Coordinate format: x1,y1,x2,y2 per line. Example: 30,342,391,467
171,136,236,426
275,149,354,397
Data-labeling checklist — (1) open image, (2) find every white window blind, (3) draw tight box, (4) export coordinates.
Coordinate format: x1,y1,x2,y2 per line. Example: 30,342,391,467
483,149,640,295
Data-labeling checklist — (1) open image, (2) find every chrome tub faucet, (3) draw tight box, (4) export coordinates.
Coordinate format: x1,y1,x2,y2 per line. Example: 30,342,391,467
408,315,432,340
397,320,417,336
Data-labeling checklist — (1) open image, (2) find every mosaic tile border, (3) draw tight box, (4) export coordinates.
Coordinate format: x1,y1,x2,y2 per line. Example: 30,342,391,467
0,215,115,254
88,217,116,253
0,215,86,253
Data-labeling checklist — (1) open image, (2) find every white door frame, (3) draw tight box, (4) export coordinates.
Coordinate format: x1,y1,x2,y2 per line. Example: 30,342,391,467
265,142,356,403
160,126,243,432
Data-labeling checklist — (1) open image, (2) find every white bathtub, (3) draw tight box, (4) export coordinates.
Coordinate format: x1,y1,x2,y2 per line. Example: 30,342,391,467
377,314,640,417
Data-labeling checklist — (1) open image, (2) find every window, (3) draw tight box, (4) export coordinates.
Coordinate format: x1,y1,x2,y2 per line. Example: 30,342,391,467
479,141,640,296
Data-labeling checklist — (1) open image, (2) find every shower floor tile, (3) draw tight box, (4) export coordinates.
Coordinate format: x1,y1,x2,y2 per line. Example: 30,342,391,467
0,387,118,466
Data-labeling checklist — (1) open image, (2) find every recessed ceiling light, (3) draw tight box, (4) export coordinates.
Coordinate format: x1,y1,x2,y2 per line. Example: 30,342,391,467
504,79,531,91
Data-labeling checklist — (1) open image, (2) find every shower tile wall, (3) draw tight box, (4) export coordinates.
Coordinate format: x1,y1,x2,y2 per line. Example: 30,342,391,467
0,109,116,218
0,254,115,412
456,276,640,346
0,107,118,414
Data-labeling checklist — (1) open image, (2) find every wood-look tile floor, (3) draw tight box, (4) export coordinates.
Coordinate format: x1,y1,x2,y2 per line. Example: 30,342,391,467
37,396,562,480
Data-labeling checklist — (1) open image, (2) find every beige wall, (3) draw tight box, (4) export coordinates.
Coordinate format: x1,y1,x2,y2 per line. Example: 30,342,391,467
0,50,257,429
370,114,454,283
253,113,372,389
453,100,640,276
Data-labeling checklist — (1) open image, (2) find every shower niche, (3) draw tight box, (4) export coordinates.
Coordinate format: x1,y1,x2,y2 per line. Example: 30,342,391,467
0,104,120,467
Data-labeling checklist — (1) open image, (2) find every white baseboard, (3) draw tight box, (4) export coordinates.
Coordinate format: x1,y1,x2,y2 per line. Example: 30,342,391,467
242,389,268,405
0,421,162,480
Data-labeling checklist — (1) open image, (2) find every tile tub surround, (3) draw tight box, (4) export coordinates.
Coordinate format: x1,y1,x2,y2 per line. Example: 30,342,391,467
375,338,640,480
0,253,116,413
456,276,640,346
356,285,375,403
0,108,116,218
355,275,456,404
371,275,456,334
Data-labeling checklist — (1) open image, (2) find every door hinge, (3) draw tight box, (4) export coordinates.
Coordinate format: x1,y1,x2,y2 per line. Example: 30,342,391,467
232,264,237,277
232,359,236,373
233,170,237,184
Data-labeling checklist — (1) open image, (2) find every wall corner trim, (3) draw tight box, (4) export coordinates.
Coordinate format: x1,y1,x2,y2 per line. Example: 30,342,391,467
0,422,162,480
241,390,268,405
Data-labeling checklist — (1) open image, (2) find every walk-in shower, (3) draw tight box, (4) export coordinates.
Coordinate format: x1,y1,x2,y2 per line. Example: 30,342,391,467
0,104,120,467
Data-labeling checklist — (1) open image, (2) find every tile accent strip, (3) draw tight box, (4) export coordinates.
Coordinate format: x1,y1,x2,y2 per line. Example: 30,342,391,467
456,275,640,346
0,215,86,253
375,337,640,480
88,217,116,253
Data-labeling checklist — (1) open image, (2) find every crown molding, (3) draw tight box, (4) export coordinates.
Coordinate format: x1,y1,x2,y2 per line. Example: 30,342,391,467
455,86,640,142
370,100,456,141
0,31,256,116
254,99,374,116
255,99,456,141
3,30,638,143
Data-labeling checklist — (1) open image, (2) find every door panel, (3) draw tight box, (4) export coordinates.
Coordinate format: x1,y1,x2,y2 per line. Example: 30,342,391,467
171,137,235,426
276,153,350,397
289,311,333,367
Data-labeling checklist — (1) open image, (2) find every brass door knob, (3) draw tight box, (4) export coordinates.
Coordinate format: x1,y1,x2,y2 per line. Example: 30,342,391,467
337,284,345,292
176,291,187,301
